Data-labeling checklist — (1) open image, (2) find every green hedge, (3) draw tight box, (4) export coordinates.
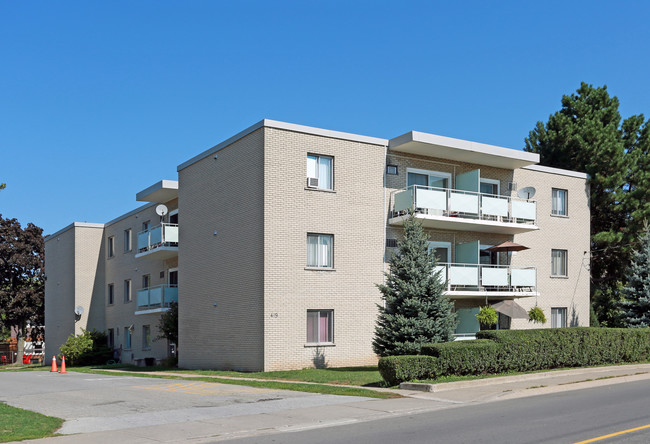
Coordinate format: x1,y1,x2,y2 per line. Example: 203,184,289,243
377,355,438,386
378,328,650,385
421,339,500,376
476,328,650,371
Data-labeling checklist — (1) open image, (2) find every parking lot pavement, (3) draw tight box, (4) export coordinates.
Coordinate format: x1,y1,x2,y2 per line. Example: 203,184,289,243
0,371,369,435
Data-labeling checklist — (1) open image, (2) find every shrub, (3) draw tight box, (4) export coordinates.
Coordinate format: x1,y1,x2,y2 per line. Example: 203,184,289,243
528,306,546,324
378,355,438,386
421,340,501,376
476,307,498,327
59,329,113,366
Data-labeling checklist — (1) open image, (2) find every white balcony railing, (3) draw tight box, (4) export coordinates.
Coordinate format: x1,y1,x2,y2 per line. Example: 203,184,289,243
137,284,178,310
391,185,537,226
435,263,537,293
137,223,179,254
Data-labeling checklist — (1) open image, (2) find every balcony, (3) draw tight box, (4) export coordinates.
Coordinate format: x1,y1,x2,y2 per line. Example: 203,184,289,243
436,263,538,298
135,284,178,315
389,186,538,234
135,223,179,259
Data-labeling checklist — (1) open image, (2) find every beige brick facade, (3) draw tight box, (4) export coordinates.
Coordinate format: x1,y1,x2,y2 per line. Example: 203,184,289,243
45,119,590,371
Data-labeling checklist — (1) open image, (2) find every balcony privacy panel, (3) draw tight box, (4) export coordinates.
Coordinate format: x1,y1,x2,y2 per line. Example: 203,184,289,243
456,307,480,334
481,267,509,286
166,286,179,303
164,225,179,243
511,269,536,287
416,188,446,211
137,289,149,307
512,200,536,220
149,226,162,245
456,241,480,264
450,192,479,214
455,169,480,192
394,190,412,212
481,196,509,217
450,266,479,286
149,286,163,307
137,232,149,250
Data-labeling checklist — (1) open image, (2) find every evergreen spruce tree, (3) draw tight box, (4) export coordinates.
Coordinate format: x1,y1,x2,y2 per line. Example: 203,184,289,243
373,215,456,356
619,224,650,328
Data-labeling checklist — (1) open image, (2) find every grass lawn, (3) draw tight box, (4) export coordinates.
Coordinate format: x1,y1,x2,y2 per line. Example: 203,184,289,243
66,365,398,399
0,403,63,443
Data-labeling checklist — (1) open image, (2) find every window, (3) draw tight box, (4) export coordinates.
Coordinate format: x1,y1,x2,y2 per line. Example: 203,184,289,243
307,234,333,268
306,154,333,190
107,236,115,258
169,210,178,225
142,325,151,349
124,229,132,252
124,327,132,349
307,310,333,344
142,220,150,232
406,168,451,189
428,241,451,263
107,328,114,348
552,188,568,216
123,279,132,303
551,307,567,328
107,284,114,305
551,249,568,277
386,165,398,175
142,274,150,289
480,179,500,196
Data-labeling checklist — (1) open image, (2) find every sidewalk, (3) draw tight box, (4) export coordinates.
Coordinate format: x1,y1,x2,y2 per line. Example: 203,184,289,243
19,363,650,443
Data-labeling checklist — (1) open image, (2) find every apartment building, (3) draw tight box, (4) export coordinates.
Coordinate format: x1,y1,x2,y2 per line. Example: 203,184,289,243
44,120,590,371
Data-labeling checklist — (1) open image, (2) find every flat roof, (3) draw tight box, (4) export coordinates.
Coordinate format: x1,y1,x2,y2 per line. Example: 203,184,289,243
44,222,105,242
389,131,540,169
136,180,179,203
177,119,388,171
523,164,589,179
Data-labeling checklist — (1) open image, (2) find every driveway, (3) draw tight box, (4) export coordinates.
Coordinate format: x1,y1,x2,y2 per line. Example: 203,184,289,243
0,371,368,435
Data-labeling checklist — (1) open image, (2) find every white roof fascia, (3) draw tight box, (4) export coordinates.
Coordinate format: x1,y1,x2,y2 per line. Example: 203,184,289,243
45,222,105,242
177,119,388,172
389,131,539,169
523,164,589,179
136,179,179,202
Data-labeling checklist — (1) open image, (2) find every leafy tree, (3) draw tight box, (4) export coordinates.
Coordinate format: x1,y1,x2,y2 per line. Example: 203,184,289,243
0,215,44,363
619,224,650,328
0,183,5,190
373,215,456,356
157,301,178,344
524,82,650,325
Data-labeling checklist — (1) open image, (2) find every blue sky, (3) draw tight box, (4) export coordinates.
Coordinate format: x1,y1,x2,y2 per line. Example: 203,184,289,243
2,1,649,235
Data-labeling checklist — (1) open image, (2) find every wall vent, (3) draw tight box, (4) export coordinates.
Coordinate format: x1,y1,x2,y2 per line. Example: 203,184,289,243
386,239,398,248
307,177,319,188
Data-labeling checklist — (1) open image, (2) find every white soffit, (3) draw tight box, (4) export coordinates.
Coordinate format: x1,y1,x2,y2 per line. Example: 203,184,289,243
389,131,539,169
136,180,179,203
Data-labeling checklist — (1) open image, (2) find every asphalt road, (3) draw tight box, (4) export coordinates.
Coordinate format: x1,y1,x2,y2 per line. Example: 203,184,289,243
226,379,650,444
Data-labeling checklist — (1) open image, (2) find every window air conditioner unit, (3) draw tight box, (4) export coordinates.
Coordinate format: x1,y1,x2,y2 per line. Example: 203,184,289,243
307,177,319,188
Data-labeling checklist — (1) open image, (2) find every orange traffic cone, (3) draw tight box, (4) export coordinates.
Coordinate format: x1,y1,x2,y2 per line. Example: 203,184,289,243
50,355,58,372
59,356,67,374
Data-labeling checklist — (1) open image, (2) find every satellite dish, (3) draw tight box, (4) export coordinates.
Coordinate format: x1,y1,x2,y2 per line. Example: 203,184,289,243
517,187,536,200
74,306,84,316
155,204,168,217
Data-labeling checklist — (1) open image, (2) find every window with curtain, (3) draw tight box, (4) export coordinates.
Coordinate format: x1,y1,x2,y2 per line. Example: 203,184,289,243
306,310,333,343
124,229,132,252
307,154,333,190
551,249,568,276
551,307,567,328
307,233,333,268
552,188,568,216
